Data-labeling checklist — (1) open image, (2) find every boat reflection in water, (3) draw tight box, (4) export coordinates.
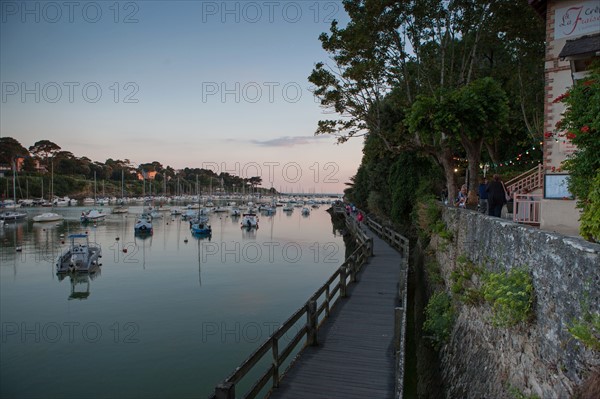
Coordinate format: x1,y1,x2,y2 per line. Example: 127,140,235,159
58,269,101,300
241,225,257,239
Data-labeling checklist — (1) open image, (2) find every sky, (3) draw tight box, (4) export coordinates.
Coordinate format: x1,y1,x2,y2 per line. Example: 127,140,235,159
0,0,364,194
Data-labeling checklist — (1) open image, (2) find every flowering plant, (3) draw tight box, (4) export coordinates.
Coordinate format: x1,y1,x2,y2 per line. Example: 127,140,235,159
554,62,600,241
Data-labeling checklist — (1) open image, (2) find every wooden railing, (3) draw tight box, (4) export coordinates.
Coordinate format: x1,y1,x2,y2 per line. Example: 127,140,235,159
210,213,373,399
364,217,409,258
513,194,542,225
360,214,409,399
505,164,544,196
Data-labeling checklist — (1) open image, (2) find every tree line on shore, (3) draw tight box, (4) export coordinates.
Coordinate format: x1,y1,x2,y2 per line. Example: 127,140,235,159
0,137,267,199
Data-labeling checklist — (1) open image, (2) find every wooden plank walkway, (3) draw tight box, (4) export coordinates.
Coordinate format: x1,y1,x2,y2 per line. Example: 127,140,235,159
269,225,402,399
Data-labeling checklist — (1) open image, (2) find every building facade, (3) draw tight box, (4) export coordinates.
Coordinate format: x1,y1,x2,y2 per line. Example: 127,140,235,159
531,0,600,235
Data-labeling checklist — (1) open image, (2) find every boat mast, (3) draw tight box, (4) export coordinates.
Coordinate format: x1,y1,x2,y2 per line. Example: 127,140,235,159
12,159,17,205
94,171,97,206
51,159,54,210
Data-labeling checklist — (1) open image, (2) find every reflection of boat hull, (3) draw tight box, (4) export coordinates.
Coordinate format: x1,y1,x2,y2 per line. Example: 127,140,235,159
56,234,102,274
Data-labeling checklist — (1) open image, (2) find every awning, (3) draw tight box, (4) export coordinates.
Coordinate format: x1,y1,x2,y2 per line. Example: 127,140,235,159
559,33,600,59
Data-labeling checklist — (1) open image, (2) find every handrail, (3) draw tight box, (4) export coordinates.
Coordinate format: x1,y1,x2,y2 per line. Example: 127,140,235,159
361,212,410,399
210,212,373,399
513,194,542,225
505,164,544,196
505,164,543,187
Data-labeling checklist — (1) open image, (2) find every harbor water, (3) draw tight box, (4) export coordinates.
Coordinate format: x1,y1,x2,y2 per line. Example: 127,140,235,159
0,205,345,398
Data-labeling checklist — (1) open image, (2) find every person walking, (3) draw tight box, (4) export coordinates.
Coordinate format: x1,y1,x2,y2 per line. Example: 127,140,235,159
478,178,489,214
486,174,507,217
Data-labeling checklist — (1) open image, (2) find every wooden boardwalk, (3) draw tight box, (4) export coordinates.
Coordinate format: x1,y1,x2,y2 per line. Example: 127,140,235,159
269,225,403,399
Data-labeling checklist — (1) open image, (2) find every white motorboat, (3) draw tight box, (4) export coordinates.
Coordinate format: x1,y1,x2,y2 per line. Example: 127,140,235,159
112,205,129,214
80,209,106,223
283,203,294,212
33,212,64,222
241,213,258,229
56,234,102,274
0,211,27,221
230,207,241,217
301,207,310,216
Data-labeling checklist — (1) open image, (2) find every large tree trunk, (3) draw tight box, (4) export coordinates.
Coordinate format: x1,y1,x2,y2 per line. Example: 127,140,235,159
485,141,500,166
436,148,457,205
460,134,484,205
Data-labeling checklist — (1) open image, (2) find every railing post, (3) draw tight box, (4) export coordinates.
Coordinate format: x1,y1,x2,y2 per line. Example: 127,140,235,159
340,266,348,298
397,268,406,303
215,382,235,399
325,285,330,317
272,338,279,388
306,300,318,346
349,255,357,283
394,307,403,352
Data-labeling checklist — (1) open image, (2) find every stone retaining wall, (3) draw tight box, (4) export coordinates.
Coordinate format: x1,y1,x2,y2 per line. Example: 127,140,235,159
432,207,599,398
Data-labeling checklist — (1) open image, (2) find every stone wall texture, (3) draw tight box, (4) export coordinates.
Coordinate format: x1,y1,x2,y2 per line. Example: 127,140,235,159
432,207,599,398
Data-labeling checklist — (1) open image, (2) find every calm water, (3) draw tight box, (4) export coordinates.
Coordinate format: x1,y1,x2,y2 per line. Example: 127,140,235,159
0,205,345,398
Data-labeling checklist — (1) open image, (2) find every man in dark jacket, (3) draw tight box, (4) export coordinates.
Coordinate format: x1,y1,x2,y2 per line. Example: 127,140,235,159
478,178,488,214
486,174,507,217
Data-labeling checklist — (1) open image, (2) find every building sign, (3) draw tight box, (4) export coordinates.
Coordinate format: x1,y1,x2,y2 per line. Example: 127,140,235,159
554,1,600,40
544,174,574,199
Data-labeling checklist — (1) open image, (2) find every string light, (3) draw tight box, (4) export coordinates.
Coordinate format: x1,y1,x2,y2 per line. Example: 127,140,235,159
451,145,542,169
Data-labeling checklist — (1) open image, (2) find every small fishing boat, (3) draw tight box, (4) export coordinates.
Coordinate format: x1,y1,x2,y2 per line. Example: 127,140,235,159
230,207,241,217
301,207,310,216
241,213,258,229
134,216,153,235
0,211,27,221
191,221,212,235
80,209,106,223
33,212,64,222
282,203,294,212
112,205,129,214
56,234,102,274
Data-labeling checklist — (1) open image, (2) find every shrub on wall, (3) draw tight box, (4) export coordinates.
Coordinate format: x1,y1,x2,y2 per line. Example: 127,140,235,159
579,170,600,243
483,267,534,327
423,291,455,350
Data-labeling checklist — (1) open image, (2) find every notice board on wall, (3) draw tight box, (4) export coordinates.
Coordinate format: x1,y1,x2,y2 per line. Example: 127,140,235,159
544,174,574,199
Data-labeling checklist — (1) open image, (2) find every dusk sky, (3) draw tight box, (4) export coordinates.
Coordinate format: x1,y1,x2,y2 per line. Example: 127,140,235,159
0,1,363,193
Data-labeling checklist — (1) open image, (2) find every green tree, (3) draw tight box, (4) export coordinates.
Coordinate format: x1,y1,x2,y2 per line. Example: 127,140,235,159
0,137,29,165
28,140,61,167
310,0,543,202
